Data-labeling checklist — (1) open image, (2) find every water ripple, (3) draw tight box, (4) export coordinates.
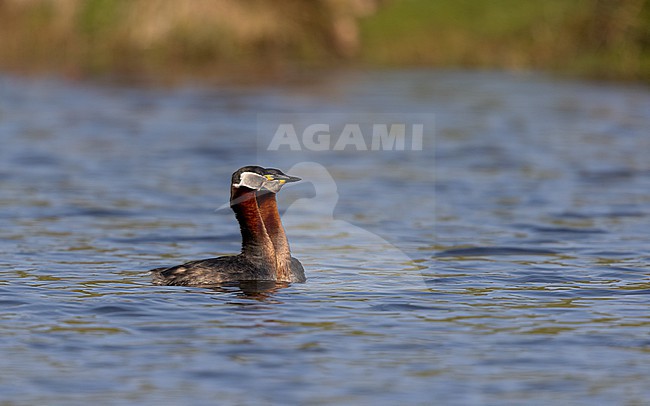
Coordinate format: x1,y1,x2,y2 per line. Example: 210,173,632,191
436,246,558,257
1,71,649,405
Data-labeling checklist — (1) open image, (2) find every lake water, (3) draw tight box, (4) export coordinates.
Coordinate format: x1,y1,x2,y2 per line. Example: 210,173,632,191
0,70,649,405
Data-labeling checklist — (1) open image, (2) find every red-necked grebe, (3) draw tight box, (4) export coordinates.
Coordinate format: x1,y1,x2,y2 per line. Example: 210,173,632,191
150,166,303,286
257,168,305,283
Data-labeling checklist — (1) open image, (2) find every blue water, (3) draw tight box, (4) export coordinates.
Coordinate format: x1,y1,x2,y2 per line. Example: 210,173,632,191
0,70,649,405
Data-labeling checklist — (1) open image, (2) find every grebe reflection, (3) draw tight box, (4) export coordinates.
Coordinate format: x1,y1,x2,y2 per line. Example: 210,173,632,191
151,166,304,286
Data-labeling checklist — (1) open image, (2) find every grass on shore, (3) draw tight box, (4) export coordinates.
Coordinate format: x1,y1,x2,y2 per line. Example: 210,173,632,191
0,0,648,82
360,0,650,81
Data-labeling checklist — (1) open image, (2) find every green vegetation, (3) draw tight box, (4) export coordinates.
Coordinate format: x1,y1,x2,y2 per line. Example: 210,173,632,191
0,0,648,81
360,0,650,81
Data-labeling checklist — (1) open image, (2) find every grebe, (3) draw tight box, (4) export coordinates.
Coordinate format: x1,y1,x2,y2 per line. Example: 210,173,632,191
257,168,306,282
151,166,303,286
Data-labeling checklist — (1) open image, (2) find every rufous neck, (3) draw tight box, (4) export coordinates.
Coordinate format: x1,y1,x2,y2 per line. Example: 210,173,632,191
256,190,292,281
230,186,275,262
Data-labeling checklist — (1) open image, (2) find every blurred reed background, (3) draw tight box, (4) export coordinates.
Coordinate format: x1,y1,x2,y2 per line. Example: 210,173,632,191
0,0,648,81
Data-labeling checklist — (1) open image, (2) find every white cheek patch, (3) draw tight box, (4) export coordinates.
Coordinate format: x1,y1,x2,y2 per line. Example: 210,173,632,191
233,172,266,189
263,180,284,194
